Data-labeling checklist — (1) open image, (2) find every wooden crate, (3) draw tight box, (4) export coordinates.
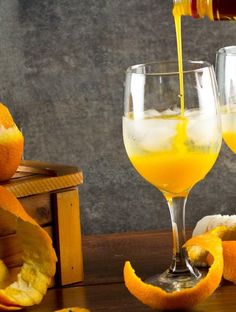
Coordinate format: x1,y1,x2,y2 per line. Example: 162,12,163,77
0,160,84,286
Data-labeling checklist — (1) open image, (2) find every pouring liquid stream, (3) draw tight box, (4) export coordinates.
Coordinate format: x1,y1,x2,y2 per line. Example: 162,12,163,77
173,11,185,117
171,8,187,156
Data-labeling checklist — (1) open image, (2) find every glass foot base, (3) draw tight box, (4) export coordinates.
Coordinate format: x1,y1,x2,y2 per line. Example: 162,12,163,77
145,268,206,292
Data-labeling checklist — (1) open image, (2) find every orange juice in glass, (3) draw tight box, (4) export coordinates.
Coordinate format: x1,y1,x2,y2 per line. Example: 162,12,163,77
124,114,219,198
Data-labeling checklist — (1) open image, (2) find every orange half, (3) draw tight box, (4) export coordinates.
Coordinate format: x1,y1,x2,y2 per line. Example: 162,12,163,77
124,234,223,310
0,103,24,181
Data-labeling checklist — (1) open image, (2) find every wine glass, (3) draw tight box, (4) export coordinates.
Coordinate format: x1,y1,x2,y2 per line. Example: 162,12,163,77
122,61,222,292
216,46,236,153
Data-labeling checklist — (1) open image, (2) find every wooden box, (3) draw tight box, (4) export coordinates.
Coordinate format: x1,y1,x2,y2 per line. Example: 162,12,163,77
0,160,84,286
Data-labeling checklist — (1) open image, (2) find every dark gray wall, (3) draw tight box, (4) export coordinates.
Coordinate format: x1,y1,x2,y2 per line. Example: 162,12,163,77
1,0,236,234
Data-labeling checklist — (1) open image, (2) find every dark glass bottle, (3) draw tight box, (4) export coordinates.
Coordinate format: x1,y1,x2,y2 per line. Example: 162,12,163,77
173,0,236,21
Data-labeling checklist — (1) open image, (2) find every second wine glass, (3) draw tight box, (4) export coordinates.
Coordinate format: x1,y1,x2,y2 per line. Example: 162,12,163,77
216,46,236,154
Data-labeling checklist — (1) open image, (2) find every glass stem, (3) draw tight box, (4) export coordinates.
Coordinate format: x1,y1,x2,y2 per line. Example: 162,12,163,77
167,195,197,276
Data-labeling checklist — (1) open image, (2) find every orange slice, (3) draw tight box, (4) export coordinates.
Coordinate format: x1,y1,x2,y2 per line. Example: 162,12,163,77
0,103,24,181
124,234,223,310
0,186,57,309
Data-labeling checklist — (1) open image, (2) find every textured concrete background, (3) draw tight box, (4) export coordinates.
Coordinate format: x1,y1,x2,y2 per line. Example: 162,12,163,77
0,0,236,234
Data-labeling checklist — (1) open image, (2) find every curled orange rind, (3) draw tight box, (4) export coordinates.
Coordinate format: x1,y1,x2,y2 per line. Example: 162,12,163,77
189,225,236,265
0,186,57,310
124,234,223,310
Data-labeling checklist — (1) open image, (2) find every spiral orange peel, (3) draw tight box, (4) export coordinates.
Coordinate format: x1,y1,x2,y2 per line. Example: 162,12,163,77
0,186,57,310
124,234,223,310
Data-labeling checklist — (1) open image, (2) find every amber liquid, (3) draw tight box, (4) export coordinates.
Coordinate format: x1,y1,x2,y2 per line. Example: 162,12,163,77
172,5,188,162
130,151,218,197
173,9,184,116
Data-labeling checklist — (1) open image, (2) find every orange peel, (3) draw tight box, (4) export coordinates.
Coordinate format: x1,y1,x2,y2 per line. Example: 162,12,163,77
221,241,236,284
190,215,236,265
124,234,223,310
0,186,57,309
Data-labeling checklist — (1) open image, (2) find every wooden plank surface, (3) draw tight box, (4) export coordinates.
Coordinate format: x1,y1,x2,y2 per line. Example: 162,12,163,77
2,160,83,198
23,281,236,312
20,230,236,312
82,230,173,285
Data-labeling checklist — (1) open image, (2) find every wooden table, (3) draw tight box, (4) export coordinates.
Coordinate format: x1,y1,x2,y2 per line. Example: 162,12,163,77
23,230,236,311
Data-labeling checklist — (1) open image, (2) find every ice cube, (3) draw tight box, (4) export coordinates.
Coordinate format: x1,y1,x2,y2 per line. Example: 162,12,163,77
123,116,178,152
187,114,219,146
